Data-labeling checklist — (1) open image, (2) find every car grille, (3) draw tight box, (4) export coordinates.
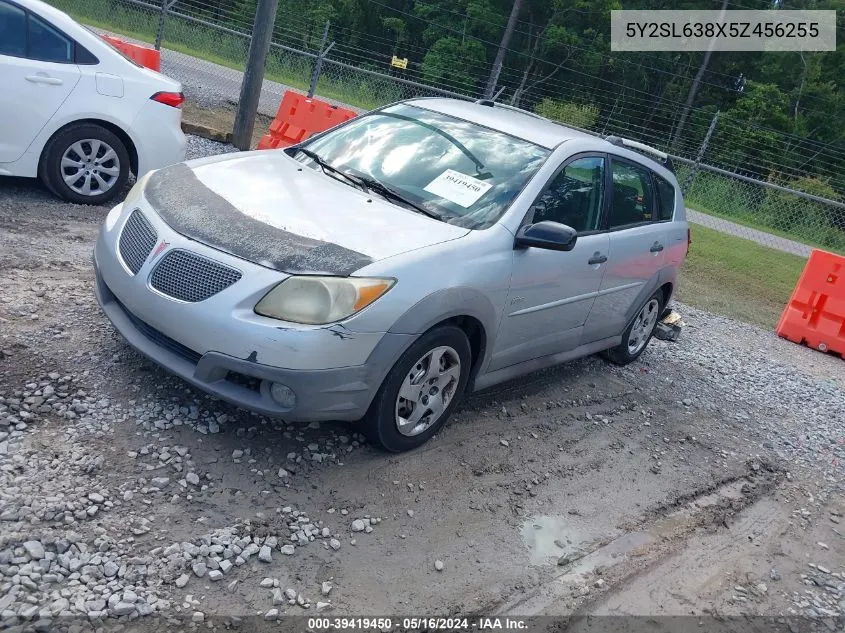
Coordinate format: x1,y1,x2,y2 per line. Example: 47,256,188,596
118,210,157,275
149,249,242,302
115,296,202,364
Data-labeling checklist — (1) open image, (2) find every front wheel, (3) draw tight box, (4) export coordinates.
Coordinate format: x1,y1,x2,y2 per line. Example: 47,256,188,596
363,325,472,452
601,290,664,365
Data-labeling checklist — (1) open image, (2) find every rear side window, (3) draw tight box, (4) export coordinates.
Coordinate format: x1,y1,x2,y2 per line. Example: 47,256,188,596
608,159,656,229
29,14,73,62
75,42,98,64
0,1,26,57
654,174,676,221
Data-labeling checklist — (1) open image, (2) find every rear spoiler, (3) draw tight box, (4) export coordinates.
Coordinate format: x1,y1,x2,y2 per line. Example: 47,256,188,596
605,136,674,173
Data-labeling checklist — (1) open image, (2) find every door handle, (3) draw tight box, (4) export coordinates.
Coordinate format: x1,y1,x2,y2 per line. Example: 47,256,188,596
650,242,664,253
588,252,607,265
25,75,63,85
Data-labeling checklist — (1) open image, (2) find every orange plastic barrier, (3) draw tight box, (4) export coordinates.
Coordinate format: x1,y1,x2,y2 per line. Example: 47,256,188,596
257,91,357,150
776,249,845,356
101,34,161,72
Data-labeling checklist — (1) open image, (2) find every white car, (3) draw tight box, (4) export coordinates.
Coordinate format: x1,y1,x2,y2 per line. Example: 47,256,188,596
0,0,186,204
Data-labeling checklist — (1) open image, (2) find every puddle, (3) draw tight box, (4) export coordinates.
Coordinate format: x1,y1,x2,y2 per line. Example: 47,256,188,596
520,515,597,565
520,482,750,567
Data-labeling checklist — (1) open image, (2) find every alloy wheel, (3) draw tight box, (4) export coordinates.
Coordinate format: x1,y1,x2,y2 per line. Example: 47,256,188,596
60,139,121,197
627,298,660,355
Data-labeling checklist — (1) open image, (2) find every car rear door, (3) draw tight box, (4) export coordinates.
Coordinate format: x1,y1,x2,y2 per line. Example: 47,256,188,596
0,1,81,164
490,154,610,371
582,155,670,342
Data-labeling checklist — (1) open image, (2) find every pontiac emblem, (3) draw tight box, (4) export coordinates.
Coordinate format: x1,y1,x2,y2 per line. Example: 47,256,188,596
151,241,169,258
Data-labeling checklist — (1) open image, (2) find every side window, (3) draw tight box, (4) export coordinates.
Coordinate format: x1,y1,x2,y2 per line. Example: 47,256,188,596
75,43,99,64
530,156,605,233
0,1,26,57
608,159,656,229
653,174,676,221
28,14,74,63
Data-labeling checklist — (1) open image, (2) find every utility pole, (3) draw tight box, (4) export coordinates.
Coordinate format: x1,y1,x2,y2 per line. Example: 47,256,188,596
671,0,729,151
232,0,280,150
683,110,720,193
483,0,523,100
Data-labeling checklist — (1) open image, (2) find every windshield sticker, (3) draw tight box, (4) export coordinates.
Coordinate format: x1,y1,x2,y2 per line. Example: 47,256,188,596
423,169,492,208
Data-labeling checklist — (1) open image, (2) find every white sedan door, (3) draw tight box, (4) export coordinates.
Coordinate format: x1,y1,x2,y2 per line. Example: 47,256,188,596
0,1,81,163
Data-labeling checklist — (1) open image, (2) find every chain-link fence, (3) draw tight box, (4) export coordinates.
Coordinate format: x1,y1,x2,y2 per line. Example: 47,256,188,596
676,162,845,257
48,0,844,256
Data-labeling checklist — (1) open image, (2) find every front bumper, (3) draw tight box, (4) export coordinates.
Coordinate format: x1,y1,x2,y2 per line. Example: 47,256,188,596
92,205,413,421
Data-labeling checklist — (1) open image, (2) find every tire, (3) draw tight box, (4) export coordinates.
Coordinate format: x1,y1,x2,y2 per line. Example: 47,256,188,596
601,290,664,366
40,123,130,205
363,325,472,452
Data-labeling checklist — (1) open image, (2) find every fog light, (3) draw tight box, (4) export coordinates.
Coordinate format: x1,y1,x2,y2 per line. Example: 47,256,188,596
269,382,296,408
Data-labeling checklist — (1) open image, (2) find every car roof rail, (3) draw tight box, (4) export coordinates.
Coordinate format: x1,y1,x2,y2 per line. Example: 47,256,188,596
605,135,675,173
473,98,548,120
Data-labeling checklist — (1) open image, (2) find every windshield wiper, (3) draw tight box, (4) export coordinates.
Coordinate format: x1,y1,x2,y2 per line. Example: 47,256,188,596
353,175,446,221
293,147,365,191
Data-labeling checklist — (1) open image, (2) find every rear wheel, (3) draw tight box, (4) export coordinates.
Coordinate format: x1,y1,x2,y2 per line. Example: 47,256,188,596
363,325,471,452
40,123,130,205
601,290,664,365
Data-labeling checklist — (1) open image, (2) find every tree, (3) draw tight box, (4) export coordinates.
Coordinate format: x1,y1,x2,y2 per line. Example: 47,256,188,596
421,37,487,93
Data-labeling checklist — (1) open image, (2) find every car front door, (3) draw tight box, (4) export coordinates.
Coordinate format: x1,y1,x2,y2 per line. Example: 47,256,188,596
0,1,81,164
490,154,610,371
583,155,669,342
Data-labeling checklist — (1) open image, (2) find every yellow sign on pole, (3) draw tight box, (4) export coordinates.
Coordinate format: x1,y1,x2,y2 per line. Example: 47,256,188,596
391,55,408,70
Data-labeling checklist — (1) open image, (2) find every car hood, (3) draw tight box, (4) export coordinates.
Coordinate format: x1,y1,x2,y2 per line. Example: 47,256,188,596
143,153,470,275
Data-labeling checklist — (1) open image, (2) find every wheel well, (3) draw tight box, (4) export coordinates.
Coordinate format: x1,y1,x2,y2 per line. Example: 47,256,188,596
442,315,486,377
41,119,139,176
659,282,673,306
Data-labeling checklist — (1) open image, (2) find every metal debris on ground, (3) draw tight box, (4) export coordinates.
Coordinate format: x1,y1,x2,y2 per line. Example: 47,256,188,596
654,309,685,342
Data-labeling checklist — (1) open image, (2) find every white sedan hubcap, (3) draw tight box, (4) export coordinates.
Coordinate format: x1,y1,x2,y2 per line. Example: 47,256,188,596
61,139,120,196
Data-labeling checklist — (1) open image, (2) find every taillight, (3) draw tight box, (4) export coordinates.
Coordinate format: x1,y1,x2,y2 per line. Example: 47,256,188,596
150,91,185,108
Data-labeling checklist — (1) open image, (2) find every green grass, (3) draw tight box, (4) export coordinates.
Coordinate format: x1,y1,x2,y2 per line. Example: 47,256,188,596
676,224,807,328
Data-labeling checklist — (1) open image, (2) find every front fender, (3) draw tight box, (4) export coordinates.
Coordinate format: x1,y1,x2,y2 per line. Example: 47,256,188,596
387,286,500,373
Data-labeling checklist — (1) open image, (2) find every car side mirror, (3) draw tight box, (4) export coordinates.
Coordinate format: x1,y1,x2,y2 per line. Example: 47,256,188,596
514,221,578,252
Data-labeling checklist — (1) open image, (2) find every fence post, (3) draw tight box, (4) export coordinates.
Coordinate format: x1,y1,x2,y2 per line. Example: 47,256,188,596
307,21,333,98
154,0,169,50
232,0,280,150
683,110,720,194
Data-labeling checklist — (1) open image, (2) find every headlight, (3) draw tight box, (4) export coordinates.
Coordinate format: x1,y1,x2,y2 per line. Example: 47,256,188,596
123,170,154,208
255,276,395,325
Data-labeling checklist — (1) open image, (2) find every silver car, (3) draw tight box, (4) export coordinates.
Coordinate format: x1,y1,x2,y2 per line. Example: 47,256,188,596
93,98,689,452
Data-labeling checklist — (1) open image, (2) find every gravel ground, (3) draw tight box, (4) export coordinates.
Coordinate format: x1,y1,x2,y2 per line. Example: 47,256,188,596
0,139,843,630
185,135,238,161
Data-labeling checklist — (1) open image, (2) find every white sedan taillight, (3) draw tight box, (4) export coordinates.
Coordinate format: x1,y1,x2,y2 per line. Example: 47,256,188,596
150,91,185,108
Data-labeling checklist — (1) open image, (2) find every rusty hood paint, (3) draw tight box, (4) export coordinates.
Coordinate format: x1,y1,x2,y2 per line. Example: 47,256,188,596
144,153,470,275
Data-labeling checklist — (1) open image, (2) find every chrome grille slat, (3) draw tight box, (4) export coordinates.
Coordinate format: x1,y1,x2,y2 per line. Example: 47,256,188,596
150,249,241,302
118,210,157,275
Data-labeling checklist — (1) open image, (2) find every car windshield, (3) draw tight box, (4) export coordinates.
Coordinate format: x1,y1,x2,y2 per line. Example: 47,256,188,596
297,103,551,230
